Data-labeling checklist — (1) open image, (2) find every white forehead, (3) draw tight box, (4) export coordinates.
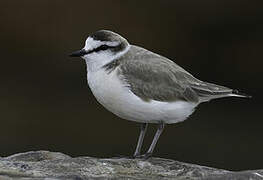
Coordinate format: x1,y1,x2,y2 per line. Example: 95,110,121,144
84,37,120,51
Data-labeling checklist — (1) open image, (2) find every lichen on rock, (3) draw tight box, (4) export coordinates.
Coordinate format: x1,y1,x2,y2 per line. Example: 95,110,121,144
0,151,262,179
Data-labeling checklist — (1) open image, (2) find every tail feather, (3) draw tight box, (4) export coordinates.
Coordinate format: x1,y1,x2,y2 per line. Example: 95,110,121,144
190,81,251,102
231,89,252,98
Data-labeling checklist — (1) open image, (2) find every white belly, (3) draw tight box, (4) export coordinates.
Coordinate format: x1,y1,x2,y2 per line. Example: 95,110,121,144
87,69,198,124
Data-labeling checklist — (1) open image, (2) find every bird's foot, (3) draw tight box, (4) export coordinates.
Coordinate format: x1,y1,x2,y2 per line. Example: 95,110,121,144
133,152,152,159
114,152,153,160
112,154,134,159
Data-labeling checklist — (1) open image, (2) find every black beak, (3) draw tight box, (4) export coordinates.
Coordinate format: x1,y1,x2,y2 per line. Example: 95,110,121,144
69,49,87,57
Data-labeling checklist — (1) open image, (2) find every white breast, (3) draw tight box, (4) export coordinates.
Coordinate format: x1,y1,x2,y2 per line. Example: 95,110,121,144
87,68,198,124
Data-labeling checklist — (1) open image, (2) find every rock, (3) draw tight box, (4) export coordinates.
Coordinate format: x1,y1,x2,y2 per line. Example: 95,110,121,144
0,151,262,180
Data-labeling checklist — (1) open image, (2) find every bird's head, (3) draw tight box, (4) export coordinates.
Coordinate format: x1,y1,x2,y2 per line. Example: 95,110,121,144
70,30,129,71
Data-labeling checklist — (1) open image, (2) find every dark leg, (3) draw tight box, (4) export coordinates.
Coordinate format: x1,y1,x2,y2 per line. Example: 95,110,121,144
142,122,165,159
133,123,148,158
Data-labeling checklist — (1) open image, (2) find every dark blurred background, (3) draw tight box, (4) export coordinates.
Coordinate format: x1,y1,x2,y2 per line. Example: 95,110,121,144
0,0,262,171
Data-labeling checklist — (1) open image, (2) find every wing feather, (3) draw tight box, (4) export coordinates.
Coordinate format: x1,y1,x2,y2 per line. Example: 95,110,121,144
106,45,234,103
116,46,200,102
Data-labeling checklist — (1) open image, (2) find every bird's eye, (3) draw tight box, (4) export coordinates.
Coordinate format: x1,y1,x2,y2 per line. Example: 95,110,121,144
91,44,113,53
100,45,109,50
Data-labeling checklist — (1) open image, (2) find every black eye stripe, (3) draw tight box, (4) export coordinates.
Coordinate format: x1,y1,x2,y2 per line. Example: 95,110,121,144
94,45,112,52
87,44,116,54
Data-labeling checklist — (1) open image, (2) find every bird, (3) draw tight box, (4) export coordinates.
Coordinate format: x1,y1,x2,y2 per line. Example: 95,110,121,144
69,30,250,159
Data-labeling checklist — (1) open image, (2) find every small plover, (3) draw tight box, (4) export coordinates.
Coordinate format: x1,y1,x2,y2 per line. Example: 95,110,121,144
70,30,250,158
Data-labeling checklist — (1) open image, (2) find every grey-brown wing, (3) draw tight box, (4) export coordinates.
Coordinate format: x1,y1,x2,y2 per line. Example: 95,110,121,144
112,45,234,102
117,50,200,102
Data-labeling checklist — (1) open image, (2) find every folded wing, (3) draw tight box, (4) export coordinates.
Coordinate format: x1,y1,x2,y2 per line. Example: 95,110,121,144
113,46,246,103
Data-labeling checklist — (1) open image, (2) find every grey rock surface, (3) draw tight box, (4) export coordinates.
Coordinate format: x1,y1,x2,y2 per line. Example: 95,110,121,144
0,151,262,180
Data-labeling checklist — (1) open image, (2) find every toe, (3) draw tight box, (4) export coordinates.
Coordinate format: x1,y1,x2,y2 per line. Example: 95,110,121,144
133,152,152,159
